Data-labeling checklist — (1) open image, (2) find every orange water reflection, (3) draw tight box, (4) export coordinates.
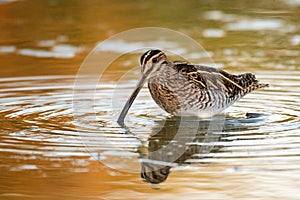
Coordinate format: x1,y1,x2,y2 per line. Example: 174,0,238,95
1,0,300,199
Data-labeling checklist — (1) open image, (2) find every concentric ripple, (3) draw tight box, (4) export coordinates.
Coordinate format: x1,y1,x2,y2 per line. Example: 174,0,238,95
0,72,299,178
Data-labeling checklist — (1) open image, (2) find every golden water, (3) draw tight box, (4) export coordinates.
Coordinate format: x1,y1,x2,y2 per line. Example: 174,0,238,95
0,1,300,199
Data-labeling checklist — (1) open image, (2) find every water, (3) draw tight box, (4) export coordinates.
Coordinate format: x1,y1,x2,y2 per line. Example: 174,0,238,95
1,1,300,199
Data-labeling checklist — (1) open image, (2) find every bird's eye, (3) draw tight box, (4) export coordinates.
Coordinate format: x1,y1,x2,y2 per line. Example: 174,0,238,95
152,58,158,63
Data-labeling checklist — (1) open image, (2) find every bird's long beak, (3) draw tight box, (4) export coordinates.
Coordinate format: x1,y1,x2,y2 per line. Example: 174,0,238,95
117,67,149,126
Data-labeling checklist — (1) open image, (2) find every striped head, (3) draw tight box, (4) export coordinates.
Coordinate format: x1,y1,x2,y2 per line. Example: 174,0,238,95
140,49,168,76
116,49,167,126
141,162,171,184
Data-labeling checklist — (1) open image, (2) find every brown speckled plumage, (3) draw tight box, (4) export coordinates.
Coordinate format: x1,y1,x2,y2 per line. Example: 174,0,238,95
144,50,268,117
117,49,268,125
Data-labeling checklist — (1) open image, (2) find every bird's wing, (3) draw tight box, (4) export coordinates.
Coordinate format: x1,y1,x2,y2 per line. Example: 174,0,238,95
174,62,260,97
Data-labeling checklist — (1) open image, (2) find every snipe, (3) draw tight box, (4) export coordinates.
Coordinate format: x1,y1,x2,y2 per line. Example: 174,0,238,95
117,50,268,126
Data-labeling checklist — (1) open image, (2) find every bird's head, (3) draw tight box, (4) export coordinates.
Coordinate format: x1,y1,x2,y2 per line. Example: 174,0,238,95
140,49,168,76
117,49,168,126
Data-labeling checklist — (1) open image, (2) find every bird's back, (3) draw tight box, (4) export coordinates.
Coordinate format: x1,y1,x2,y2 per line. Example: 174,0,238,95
174,62,268,96
148,61,268,117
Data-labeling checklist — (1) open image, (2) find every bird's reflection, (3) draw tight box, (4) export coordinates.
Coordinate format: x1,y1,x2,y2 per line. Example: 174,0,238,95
139,112,266,184
140,115,227,184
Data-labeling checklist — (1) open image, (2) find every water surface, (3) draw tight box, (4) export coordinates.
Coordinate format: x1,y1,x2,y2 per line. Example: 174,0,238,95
0,0,300,199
